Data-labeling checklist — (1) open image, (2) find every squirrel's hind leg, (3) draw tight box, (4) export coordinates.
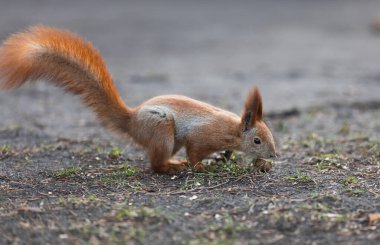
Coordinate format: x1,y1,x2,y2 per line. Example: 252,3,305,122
147,124,185,174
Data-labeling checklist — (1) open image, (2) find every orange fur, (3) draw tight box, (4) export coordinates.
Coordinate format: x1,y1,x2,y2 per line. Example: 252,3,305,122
0,26,130,133
0,26,276,174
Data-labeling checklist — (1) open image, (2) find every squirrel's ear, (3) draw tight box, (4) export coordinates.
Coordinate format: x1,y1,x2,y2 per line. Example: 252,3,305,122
241,86,263,131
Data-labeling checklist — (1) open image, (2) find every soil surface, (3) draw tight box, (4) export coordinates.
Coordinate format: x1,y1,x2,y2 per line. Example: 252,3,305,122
0,1,379,244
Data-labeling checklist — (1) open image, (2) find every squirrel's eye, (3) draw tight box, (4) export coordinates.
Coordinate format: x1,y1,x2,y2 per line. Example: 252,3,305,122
254,138,261,144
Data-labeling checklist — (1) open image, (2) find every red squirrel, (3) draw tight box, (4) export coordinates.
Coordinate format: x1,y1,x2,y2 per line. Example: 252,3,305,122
0,26,276,174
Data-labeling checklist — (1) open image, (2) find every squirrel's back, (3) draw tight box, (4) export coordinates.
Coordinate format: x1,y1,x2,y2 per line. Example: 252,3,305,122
0,26,131,133
134,94,241,142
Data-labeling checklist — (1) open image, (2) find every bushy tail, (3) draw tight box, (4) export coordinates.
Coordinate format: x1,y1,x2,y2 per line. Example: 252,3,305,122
0,26,131,133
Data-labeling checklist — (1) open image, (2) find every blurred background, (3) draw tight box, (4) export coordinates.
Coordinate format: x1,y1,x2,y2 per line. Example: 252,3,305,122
0,0,379,139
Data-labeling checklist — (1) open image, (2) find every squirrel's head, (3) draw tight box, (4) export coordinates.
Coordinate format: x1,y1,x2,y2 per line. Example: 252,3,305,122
240,87,276,159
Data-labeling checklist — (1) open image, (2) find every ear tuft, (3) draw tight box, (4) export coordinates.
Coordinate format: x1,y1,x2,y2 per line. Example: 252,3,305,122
241,86,263,130
242,111,252,131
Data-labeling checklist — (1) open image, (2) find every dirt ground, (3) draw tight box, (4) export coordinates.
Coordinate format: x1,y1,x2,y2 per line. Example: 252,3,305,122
0,104,379,245
0,0,380,244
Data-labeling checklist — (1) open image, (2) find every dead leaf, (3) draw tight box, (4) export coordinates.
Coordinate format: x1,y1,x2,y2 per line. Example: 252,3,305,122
19,221,31,229
17,206,43,213
368,213,380,226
